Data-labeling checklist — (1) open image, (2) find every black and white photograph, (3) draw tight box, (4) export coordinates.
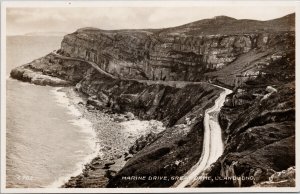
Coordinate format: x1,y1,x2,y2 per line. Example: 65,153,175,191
0,1,298,193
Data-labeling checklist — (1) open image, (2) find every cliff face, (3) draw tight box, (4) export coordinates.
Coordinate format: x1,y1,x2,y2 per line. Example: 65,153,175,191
78,69,222,126
58,14,294,86
11,14,294,87
9,13,295,188
59,30,293,85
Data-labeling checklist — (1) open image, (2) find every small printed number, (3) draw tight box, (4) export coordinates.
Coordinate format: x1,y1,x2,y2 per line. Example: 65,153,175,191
16,175,34,181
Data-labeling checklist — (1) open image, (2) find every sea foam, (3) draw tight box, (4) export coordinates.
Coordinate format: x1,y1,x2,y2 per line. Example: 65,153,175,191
46,88,100,188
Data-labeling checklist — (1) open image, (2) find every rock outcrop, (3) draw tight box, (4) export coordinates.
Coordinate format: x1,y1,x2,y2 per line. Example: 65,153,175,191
256,166,295,187
10,53,91,86
10,65,71,87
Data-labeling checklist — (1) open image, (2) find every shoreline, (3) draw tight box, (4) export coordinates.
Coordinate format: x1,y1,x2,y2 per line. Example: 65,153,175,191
45,87,100,188
50,86,165,188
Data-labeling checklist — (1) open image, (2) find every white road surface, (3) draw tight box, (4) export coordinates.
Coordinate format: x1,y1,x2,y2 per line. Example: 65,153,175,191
176,86,232,188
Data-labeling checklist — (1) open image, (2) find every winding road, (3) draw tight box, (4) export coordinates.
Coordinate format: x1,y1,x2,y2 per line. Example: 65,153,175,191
51,52,118,79
51,52,209,88
175,86,232,188
52,52,233,188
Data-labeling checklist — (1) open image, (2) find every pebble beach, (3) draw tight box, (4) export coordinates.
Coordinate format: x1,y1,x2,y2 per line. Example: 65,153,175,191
58,87,165,187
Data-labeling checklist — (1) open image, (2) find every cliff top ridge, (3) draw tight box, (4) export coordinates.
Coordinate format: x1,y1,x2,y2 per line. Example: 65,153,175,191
72,13,295,37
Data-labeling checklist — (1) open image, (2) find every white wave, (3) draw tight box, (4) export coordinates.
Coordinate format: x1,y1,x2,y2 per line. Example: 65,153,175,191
46,88,100,188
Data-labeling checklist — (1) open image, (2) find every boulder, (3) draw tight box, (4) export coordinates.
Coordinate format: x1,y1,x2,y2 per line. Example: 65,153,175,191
113,116,127,122
253,168,264,184
87,104,95,110
270,166,295,182
104,161,116,167
78,101,85,106
87,98,104,109
125,112,135,120
266,86,277,93
75,83,81,91
105,170,117,179
125,154,133,161
98,92,109,104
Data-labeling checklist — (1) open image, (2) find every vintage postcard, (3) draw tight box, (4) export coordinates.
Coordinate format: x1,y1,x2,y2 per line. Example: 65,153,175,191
1,0,298,193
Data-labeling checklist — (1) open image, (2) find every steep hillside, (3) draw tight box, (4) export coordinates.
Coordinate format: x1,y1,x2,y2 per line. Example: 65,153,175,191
73,71,223,187
196,51,295,187
160,13,294,36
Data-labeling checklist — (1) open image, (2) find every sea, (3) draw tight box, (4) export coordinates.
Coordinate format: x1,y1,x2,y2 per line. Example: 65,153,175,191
5,36,97,188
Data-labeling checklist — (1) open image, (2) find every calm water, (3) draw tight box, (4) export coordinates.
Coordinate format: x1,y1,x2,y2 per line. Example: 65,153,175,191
6,36,96,188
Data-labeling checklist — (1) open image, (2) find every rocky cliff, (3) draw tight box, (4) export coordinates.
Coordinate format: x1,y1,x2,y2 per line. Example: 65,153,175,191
10,13,295,187
197,51,295,187
11,13,294,87
53,14,294,86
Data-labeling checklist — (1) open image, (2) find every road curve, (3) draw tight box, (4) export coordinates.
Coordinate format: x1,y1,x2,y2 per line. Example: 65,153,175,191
51,52,213,88
52,51,232,187
175,86,232,188
51,52,118,79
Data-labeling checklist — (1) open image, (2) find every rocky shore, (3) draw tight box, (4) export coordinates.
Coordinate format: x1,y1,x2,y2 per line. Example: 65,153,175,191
10,65,72,87
58,87,165,187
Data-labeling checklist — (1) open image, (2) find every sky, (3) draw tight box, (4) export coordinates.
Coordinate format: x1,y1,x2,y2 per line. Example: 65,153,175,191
5,3,295,36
